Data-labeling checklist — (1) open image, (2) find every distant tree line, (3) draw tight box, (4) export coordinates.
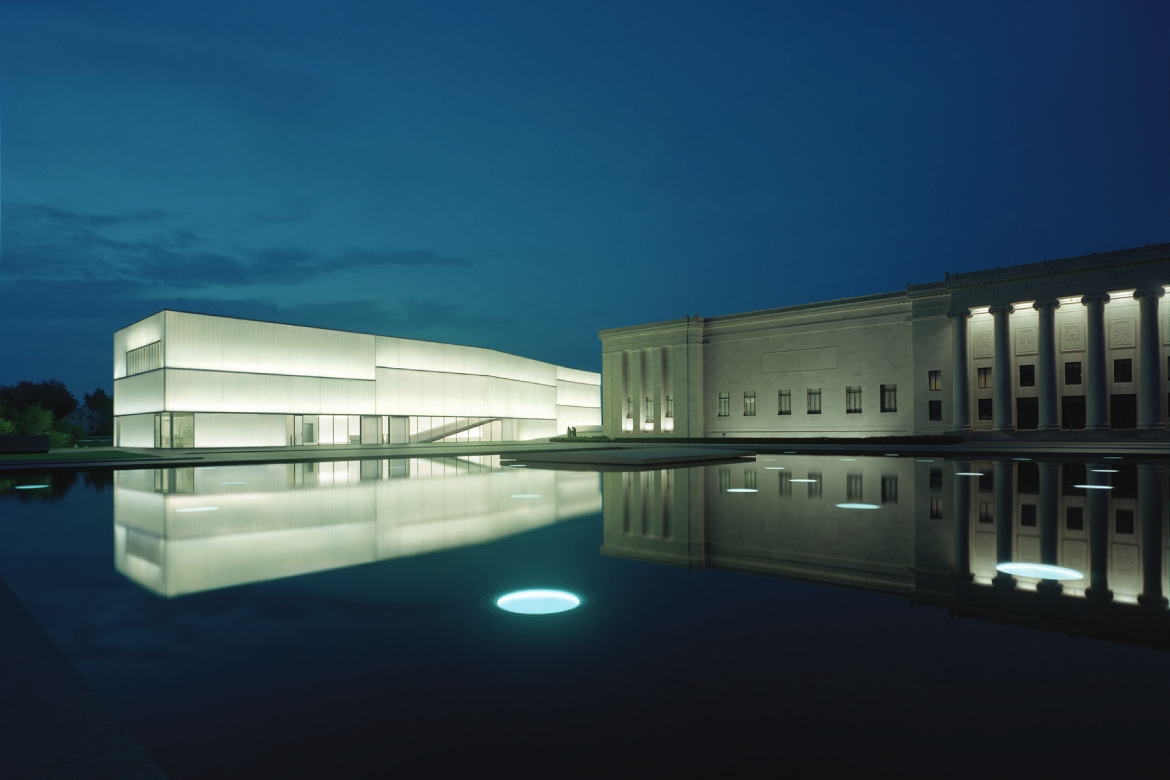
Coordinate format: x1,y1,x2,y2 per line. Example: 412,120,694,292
0,380,114,447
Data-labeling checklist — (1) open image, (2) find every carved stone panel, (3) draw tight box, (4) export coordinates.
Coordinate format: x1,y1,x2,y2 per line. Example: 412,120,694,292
1061,323,1084,352
1109,318,1135,349
1016,327,1037,355
973,332,993,359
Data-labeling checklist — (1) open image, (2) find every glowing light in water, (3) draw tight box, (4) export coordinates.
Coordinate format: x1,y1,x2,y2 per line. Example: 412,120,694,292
494,589,583,615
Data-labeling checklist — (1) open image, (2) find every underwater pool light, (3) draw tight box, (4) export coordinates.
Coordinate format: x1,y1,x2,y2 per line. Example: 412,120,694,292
725,488,758,493
493,589,583,615
1073,484,1113,490
836,503,880,510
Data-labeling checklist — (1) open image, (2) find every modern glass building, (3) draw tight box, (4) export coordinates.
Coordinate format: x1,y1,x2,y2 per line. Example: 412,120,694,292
114,311,601,448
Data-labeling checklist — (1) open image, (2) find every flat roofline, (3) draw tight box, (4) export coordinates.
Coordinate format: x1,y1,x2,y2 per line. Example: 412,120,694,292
117,309,597,374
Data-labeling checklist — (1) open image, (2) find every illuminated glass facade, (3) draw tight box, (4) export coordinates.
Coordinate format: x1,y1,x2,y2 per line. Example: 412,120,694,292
114,311,601,448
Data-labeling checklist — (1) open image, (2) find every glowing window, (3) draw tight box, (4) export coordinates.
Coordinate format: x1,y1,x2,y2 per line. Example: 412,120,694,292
743,391,756,416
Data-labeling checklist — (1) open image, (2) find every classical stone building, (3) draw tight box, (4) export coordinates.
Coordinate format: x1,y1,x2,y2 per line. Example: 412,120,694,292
599,243,1169,438
114,311,601,448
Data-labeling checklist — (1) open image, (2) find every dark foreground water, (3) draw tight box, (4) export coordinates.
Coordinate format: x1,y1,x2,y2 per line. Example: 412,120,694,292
1,454,1168,778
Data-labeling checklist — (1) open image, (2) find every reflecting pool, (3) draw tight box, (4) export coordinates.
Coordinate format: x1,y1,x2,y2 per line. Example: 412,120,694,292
1,453,1168,778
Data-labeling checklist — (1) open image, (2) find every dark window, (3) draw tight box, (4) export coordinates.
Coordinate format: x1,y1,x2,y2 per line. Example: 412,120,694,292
1020,504,1037,527
1114,358,1132,383
847,474,863,501
1019,364,1035,387
881,475,898,504
778,390,791,415
929,497,944,519
718,392,729,417
807,473,822,498
1016,397,1038,430
1066,506,1084,531
977,398,993,420
928,370,942,391
929,468,943,490
846,386,862,414
978,367,992,389
1065,362,1082,385
928,400,942,421
1115,509,1135,535
778,472,791,497
978,502,993,523
881,384,897,413
807,389,821,414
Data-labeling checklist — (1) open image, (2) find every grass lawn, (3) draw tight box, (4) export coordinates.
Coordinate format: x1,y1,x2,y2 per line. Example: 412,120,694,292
0,449,159,462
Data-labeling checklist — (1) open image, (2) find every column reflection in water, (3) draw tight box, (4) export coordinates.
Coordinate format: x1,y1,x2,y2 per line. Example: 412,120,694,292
114,456,601,597
601,454,1170,648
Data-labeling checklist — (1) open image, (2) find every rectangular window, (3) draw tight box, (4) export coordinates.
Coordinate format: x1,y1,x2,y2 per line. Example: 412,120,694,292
1066,506,1084,531
1019,364,1035,387
644,396,654,423
1065,362,1082,385
743,391,756,416
778,390,791,415
928,370,942,391
881,475,898,504
846,386,862,414
977,367,992,389
929,497,944,520
665,395,673,418
977,398,993,420
126,341,162,376
625,397,633,419
807,388,821,414
1114,359,1132,383
881,385,897,413
978,502,994,524
1115,509,1135,535
928,400,942,421
718,392,730,417
1020,504,1037,527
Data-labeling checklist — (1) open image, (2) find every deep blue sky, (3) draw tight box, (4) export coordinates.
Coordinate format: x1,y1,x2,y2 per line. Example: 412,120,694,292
2,0,1167,397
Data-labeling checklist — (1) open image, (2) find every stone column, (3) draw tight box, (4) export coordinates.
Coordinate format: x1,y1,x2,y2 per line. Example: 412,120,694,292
1036,461,1062,595
1081,294,1110,430
1138,463,1167,608
952,460,973,583
1135,288,1166,430
949,310,972,432
1085,483,1112,603
1034,300,1061,431
990,305,1014,431
992,459,1016,589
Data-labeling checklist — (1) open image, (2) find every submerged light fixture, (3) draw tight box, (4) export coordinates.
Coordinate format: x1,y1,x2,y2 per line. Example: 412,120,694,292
15,484,50,490
994,562,1084,581
493,589,583,615
835,503,880,510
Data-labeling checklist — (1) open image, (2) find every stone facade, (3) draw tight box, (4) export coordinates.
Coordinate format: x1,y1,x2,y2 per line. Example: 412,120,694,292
600,243,1169,438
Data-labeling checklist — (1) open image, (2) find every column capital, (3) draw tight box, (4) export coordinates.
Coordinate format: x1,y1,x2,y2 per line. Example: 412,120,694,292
947,308,972,319
988,303,1014,316
1133,287,1166,301
1080,293,1111,306
1032,298,1061,311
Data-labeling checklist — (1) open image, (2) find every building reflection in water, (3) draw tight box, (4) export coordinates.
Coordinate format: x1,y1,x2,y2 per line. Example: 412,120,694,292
114,456,601,597
602,454,1169,648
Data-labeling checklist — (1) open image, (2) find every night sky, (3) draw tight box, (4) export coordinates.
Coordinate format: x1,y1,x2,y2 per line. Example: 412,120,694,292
2,0,1167,398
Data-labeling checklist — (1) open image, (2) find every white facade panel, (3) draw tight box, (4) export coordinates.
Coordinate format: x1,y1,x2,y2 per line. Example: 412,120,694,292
114,373,165,415
164,369,375,415
165,311,375,380
116,412,156,447
557,379,601,409
195,413,286,447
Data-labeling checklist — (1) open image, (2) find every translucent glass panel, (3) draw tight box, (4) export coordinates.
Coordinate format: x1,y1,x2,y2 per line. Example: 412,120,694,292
375,368,556,418
165,369,376,414
556,378,602,409
194,413,286,447
164,311,376,380
375,336,556,386
114,373,165,415
126,341,162,375
115,413,155,447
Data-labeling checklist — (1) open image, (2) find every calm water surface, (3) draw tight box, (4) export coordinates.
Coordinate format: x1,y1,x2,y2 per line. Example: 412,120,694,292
1,453,1168,778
